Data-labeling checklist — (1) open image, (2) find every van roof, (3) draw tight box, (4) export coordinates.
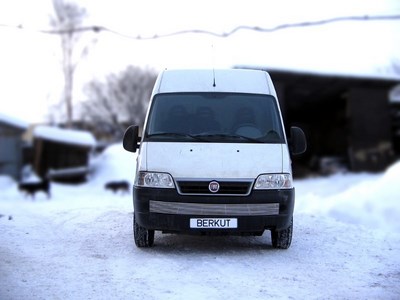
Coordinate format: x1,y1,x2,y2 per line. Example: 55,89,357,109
153,69,277,97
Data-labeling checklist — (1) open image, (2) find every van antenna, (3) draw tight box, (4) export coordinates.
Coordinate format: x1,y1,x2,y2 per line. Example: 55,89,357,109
212,44,216,87
212,68,216,87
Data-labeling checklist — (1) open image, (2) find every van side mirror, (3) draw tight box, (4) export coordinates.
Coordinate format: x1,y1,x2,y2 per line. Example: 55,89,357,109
290,126,307,155
123,125,140,152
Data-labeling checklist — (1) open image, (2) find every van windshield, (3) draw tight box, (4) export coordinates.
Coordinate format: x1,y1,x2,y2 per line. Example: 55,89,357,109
144,93,285,143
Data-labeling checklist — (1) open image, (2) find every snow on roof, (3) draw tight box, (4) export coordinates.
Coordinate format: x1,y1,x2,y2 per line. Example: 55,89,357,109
237,64,400,81
33,126,96,147
0,112,29,129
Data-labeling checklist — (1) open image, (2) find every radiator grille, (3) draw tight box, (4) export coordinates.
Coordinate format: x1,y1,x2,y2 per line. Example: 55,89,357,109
150,200,279,216
177,180,252,195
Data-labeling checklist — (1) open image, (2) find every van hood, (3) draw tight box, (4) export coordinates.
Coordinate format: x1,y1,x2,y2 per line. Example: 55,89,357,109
141,142,286,179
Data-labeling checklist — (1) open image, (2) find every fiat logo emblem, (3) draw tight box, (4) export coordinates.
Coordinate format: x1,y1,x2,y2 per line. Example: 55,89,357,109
209,181,220,193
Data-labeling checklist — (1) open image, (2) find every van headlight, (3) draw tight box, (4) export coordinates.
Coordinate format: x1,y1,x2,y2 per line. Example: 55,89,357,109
254,174,293,189
136,172,175,188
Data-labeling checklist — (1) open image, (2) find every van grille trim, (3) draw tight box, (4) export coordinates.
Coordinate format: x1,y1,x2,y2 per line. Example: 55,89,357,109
149,200,279,216
176,180,253,196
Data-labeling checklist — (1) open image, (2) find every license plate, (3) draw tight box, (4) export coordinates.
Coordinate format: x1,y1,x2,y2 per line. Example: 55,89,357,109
190,218,238,229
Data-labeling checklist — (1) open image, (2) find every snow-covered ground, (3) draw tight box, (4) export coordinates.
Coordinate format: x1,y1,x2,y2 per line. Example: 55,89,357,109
1,144,399,299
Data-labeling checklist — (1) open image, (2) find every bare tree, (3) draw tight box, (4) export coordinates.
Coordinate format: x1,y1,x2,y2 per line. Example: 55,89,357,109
50,0,90,128
81,66,157,139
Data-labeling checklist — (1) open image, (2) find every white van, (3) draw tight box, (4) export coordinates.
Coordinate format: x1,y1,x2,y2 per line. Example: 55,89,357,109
123,69,306,249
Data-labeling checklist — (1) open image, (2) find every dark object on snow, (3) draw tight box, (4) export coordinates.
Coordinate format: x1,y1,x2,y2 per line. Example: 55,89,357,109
18,178,51,199
105,180,130,194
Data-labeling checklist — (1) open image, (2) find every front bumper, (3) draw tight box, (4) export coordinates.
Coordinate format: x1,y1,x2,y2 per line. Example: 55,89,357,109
133,187,295,234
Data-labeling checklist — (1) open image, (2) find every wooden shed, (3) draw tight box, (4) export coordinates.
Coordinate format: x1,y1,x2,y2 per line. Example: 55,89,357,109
0,113,28,181
32,126,96,183
262,68,400,174
236,66,400,174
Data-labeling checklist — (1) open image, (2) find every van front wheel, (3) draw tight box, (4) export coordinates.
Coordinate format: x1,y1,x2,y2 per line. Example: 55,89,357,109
271,217,293,249
133,214,155,247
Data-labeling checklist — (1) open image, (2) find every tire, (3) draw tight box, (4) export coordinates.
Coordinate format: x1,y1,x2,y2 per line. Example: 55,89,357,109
133,214,155,247
271,217,293,249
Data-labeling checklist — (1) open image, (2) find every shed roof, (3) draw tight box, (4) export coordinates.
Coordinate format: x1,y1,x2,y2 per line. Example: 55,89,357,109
33,126,96,147
0,112,29,130
253,68,400,106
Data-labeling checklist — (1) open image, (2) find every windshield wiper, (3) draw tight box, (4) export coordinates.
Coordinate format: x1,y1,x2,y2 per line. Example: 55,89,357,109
192,133,264,143
146,132,207,141
147,132,265,143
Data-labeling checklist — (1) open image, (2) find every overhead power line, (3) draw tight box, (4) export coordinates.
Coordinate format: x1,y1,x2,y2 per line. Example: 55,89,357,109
1,14,400,39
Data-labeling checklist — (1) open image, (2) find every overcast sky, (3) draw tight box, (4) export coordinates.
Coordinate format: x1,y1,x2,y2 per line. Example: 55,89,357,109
0,0,399,123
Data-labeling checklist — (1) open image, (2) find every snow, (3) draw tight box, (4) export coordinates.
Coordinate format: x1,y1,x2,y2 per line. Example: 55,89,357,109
1,143,400,299
33,125,97,147
0,112,28,130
